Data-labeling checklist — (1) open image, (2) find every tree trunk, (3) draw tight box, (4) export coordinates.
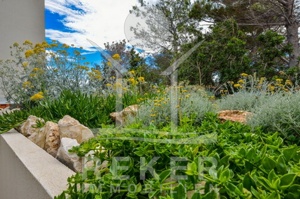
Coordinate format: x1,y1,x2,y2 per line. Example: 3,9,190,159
286,21,300,67
284,0,300,68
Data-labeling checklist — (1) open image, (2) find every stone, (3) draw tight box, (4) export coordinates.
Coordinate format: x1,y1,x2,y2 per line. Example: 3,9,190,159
27,128,46,149
19,115,46,148
217,110,252,124
110,104,139,126
58,115,94,144
44,121,60,157
56,137,82,172
20,115,45,137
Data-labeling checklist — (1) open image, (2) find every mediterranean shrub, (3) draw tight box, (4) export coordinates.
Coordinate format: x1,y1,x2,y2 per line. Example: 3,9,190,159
131,85,214,129
56,114,300,198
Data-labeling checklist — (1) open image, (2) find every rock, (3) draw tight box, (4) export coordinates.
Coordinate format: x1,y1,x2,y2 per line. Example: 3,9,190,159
28,128,46,149
109,112,123,126
20,115,45,137
58,115,94,144
217,110,252,124
44,121,60,157
56,138,82,172
19,115,46,148
110,104,139,126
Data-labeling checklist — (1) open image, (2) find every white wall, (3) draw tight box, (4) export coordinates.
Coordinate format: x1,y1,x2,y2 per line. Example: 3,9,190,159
0,0,45,103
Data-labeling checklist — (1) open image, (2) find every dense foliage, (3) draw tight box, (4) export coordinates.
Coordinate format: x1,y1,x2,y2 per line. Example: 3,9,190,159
55,114,300,199
0,1,300,198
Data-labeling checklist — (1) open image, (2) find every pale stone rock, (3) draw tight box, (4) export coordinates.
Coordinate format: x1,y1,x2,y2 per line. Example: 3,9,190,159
27,127,46,149
19,115,46,148
58,115,94,144
20,115,45,137
109,112,123,125
110,104,139,126
217,110,252,124
56,138,82,172
44,121,60,157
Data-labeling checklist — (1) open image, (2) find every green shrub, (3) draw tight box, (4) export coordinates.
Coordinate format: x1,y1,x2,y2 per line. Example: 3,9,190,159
0,110,30,134
56,113,300,199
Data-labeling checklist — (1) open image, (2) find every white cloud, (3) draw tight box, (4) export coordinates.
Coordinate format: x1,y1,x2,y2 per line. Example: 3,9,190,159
45,0,138,50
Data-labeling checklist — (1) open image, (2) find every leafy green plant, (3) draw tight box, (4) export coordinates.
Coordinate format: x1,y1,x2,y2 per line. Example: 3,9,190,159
56,113,300,198
0,110,30,134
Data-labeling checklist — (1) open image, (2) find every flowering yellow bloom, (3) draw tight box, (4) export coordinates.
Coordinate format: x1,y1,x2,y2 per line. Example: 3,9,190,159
137,76,145,83
50,43,58,47
23,40,32,46
30,92,44,101
62,43,69,48
129,70,135,75
107,61,112,67
88,69,102,80
128,77,137,85
25,50,34,58
185,94,191,98
76,65,89,71
29,73,36,78
234,84,242,88
112,53,121,61
227,81,234,85
268,85,275,91
114,82,122,88
240,73,248,77
285,80,293,86
22,62,29,68
32,67,44,74
279,71,286,75
33,43,46,54
22,81,32,89
237,79,245,84
275,78,283,83
13,42,19,47
106,83,112,87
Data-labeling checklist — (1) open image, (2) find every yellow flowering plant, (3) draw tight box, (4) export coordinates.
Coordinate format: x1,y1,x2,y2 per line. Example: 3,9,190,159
217,72,296,97
0,40,108,104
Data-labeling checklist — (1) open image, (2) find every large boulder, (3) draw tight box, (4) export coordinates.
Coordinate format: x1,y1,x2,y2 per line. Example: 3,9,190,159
110,104,139,126
56,137,82,172
20,115,46,148
20,115,44,137
217,110,252,124
58,115,94,144
44,121,60,157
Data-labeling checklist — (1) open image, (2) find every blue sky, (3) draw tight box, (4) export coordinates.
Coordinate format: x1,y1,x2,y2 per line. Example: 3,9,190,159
45,0,146,66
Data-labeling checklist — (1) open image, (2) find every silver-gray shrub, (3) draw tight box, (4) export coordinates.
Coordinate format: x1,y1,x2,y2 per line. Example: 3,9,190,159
215,91,270,112
0,41,103,104
247,92,300,139
132,86,214,127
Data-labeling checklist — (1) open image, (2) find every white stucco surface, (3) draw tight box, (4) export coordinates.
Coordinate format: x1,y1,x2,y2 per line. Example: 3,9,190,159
0,129,75,199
